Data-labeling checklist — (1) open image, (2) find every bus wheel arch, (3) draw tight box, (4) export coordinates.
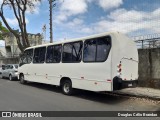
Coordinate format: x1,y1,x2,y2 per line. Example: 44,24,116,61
60,77,73,95
113,77,122,90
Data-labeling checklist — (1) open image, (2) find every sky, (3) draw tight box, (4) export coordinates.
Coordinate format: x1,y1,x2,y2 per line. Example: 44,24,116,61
0,0,160,42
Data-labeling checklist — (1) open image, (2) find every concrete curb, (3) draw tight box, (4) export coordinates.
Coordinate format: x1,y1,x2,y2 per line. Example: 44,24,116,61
112,91,160,101
104,87,160,101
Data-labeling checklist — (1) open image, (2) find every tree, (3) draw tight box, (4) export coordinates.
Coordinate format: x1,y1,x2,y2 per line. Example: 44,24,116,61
0,0,41,52
0,21,9,39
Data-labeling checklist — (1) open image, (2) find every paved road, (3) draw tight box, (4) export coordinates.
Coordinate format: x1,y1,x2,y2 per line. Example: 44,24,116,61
0,78,159,112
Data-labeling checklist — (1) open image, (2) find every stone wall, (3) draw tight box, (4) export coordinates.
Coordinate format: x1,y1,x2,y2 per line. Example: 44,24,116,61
138,48,160,89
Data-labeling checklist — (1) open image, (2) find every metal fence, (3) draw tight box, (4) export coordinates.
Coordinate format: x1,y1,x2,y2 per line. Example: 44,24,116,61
132,33,160,49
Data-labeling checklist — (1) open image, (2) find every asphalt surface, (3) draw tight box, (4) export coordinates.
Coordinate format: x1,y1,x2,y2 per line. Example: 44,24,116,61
0,78,160,120
0,78,159,111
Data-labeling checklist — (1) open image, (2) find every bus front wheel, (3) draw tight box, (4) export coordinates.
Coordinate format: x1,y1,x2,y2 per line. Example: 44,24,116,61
62,80,73,95
19,74,27,84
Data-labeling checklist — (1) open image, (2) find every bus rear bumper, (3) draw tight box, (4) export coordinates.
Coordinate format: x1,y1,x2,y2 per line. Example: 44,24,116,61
120,80,138,89
113,77,138,90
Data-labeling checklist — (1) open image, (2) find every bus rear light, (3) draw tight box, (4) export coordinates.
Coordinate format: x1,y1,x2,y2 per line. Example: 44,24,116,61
118,68,122,72
118,64,122,68
117,63,122,73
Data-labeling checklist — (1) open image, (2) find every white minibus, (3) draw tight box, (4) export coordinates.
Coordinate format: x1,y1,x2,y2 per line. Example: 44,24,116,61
18,32,138,95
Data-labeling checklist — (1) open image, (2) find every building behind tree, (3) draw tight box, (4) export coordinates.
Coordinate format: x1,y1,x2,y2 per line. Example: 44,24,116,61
2,31,42,58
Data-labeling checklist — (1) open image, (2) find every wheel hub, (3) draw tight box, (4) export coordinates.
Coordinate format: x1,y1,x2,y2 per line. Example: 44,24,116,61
64,83,70,93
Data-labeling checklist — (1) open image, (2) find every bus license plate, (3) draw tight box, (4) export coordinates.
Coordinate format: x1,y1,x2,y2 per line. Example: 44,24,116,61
128,84,132,87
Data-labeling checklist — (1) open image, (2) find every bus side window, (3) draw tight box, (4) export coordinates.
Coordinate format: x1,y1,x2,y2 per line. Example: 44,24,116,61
46,44,62,63
63,43,72,62
46,46,54,63
33,47,46,63
72,42,83,62
83,39,96,62
63,41,82,63
96,37,111,62
27,49,33,63
83,36,111,62
53,45,61,63
19,49,33,66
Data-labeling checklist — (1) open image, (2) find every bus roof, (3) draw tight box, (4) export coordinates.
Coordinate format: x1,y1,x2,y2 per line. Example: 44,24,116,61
25,31,121,50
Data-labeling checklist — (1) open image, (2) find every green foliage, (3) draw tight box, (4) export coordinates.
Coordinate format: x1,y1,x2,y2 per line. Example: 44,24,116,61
0,21,9,40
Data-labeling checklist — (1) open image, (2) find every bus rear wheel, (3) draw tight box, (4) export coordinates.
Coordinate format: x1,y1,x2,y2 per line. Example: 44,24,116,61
62,80,73,95
19,74,27,84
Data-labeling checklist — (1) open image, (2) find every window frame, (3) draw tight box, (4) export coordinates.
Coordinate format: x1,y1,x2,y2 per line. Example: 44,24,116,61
62,41,83,63
83,36,112,63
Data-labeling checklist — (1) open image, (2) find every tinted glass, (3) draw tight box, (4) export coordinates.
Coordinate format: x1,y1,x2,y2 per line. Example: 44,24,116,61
63,41,83,63
19,49,33,66
96,37,111,61
63,43,73,62
33,47,46,63
46,46,54,63
46,45,62,63
26,49,33,63
53,45,61,63
83,40,96,62
83,36,111,62
72,42,83,62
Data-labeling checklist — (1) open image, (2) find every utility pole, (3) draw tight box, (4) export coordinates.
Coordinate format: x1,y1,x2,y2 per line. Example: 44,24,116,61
49,0,53,43
49,0,56,43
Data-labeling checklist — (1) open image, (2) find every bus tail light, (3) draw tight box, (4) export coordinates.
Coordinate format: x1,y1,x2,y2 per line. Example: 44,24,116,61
118,68,122,72
118,64,121,68
117,63,122,73
117,62,122,77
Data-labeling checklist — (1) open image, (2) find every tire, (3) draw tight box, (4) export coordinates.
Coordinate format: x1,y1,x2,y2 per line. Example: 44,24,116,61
9,74,13,81
62,80,73,95
19,74,27,84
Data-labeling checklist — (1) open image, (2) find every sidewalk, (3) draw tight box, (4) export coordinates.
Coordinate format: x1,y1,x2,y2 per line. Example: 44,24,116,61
113,87,160,101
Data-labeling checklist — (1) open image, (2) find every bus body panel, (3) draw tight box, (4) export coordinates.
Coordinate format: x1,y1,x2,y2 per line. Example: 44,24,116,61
111,33,138,90
19,53,112,92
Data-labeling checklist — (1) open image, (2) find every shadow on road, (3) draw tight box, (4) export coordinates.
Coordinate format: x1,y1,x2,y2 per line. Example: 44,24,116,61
156,107,160,111
25,82,129,105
